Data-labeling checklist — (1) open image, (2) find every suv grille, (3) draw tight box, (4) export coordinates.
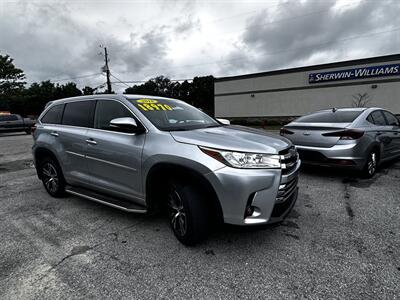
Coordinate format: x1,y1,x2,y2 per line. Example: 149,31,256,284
280,146,299,174
276,177,298,203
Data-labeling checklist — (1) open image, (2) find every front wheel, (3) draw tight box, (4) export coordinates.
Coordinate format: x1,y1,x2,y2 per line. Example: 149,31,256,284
167,182,210,246
362,150,378,178
39,157,66,197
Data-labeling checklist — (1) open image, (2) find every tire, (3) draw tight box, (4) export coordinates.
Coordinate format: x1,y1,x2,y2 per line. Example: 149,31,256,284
39,157,66,197
167,182,210,246
361,149,378,178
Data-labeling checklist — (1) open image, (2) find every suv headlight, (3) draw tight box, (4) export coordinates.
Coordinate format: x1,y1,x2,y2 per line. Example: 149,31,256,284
199,146,281,169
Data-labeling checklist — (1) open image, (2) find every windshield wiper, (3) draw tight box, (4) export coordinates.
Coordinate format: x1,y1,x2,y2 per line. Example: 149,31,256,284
203,124,222,128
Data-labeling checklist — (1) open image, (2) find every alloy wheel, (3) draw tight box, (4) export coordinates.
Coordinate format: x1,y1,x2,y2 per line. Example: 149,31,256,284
42,162,59,193
168,187,187,237
367,152,377,176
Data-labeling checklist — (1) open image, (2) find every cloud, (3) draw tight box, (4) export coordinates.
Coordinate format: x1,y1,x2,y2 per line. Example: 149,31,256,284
0,0,398,90
0,1,189,87
220,0,400,75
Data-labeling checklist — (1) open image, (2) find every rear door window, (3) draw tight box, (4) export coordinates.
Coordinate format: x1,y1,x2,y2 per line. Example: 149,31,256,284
382,111,399,126
41,104,64,124
296,110,362,123
370,111,386,126
62,101,95,128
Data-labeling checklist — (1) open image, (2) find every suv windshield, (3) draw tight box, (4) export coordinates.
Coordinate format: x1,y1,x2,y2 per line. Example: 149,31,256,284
129,98,219,131
296,110,362,123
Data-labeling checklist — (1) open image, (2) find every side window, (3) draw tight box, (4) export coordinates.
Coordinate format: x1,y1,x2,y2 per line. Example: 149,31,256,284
62,101,95,128
382,111,399,126
94,100,134,131
41,104,64,124
370,111,386,126
366,114,375,124
0,115,18,121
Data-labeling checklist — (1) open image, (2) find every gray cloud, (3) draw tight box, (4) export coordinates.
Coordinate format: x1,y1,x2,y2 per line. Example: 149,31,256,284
0,1,200,88
0,0,399,90
221,0,400,75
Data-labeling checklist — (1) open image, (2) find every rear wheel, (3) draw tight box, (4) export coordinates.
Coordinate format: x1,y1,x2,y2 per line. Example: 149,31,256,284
39,157,66,197
362,150,378,178
167,182,210,246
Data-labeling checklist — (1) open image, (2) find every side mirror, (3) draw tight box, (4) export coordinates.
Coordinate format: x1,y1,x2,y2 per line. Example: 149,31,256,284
109,117,143,133
217,118,230,125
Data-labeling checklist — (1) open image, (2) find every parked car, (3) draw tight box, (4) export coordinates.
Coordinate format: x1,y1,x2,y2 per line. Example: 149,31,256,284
32,95,300,245
280,107,400,177
0,113,35,134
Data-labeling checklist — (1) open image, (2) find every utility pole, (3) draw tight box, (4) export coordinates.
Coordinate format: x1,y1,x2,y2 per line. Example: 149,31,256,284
103,47,112,94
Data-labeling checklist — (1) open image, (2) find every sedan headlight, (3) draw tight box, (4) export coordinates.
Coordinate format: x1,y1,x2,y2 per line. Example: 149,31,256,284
199,146,281,169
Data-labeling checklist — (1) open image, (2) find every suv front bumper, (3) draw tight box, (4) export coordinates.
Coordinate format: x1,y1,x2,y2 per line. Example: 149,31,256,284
205,160,300,225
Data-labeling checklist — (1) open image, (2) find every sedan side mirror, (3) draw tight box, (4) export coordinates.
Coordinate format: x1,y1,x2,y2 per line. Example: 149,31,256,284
110,117,143,133
217,118,230,125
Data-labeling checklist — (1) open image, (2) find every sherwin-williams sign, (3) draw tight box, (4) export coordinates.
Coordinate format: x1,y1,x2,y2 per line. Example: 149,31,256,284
309,63,400,84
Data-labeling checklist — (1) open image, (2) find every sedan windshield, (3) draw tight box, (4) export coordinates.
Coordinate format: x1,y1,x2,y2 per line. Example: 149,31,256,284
129,97,220,131
296,110,363,123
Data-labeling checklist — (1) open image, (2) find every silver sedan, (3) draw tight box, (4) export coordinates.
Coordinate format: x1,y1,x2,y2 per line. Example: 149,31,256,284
280,107,400,177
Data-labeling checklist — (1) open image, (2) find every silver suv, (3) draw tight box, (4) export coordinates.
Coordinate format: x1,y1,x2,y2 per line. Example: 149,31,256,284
32,95,300,245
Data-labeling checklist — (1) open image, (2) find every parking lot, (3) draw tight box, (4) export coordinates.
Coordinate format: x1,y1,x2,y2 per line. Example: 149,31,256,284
0,132,399,299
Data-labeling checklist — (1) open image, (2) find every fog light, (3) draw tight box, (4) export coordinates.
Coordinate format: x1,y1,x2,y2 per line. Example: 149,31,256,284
245,205,255,217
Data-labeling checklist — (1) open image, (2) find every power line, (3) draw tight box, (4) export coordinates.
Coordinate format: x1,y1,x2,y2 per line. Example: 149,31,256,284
142,27,400,73
214,2,367,39
52,73,103,82
110,77,193,84
109,73,131,87
109,27,400,84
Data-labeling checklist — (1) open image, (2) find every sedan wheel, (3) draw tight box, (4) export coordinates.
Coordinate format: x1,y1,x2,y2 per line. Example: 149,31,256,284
367,152,377,176
362,150,378,178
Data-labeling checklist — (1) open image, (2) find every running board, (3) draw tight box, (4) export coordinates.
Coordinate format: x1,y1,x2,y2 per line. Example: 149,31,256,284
65,186,147,213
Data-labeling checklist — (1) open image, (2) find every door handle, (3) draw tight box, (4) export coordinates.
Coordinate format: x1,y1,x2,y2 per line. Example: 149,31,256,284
86,138,97,145
50,131,59,137
376,132,382,136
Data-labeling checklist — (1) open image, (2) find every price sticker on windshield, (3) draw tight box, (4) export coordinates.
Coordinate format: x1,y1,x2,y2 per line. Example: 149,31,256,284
136,99,173,111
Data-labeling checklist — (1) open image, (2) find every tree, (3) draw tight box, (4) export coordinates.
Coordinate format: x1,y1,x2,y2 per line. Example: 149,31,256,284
190,76,214,115
0,54,26,95
124,75,215,115
352,93,370,108
55,82,82,99
82,86,95,95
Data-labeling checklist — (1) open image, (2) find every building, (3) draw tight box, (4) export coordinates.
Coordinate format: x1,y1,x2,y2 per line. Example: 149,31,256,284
214,54,400,122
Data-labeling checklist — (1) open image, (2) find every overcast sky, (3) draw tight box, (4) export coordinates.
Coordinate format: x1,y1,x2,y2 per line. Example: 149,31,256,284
1,0,399,91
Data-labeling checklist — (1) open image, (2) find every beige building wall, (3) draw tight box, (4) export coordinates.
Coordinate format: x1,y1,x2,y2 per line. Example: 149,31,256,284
215,56,400,118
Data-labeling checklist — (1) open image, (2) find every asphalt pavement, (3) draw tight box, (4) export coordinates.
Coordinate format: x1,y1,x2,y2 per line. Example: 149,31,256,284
0,133,399,299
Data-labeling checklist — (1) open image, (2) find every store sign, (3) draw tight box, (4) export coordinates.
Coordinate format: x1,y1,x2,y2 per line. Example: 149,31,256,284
309,63,400,84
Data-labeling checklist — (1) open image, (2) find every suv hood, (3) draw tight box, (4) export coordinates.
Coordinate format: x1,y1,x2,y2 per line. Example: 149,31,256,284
170,125,291,154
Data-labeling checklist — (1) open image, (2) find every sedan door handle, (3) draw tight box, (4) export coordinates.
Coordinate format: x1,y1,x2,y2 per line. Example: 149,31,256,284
376,132,383,136
50,131,59,137
86,138,97,145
